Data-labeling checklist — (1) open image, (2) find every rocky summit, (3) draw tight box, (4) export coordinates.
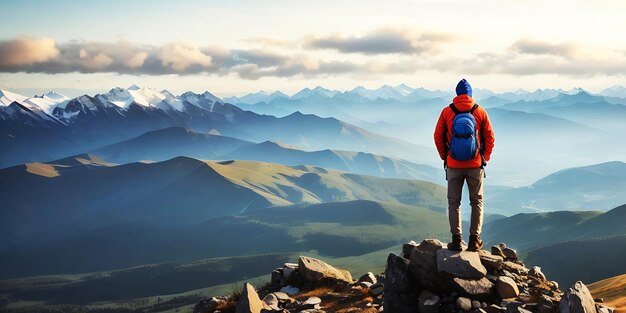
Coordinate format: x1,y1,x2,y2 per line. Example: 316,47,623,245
193,240,616,313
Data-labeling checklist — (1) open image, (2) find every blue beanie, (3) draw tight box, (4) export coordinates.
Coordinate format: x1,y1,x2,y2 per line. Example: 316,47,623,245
456,79,472,97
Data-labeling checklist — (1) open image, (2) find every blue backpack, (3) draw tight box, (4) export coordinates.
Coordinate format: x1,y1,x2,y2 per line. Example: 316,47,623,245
449,103,479,161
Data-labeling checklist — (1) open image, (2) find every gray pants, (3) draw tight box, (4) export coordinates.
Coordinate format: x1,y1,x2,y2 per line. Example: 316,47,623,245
446,167,484,237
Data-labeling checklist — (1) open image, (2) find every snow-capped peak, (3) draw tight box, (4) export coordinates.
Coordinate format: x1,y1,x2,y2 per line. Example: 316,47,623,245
43,91,69,101
0,89,28,106
102,86,166,108
127,84,141,91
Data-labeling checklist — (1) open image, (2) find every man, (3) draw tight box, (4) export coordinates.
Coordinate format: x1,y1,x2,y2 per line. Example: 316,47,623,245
433,79,495,251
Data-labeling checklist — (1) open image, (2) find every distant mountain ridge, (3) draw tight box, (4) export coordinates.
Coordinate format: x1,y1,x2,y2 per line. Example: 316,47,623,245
1,86,430,169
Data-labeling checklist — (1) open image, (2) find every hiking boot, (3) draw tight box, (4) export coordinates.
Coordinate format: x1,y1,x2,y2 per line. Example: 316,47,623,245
447,235,466,251
467,235,484,251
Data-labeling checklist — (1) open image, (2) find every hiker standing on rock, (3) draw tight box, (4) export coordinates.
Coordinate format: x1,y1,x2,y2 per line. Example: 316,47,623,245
434,79,495,251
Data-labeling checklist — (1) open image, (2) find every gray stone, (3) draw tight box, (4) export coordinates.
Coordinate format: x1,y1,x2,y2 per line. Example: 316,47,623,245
359,272,378,284
418,290,441,313
502,247,518,261
271,269,283,286
385,253,412,292
496,276,519,299
360,281,373,288
282,263,298,279
479,250,504,271
437,249,487,279
473,301,482,309
261,293,280,310
403,240,418,259
457,297,473,311
303,297,322,306
452,277,494,299
273,292,291,302
491,245,506,258
559,281,596,313
384,291,419,313
235,283,264,313
529,266,547,281
502,261,528,274
298,256,352,284
370,285,385,296
418,239,445,252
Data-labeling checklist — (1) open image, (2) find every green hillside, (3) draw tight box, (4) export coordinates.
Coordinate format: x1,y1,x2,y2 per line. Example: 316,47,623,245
523,235,626,287
0,156,446,249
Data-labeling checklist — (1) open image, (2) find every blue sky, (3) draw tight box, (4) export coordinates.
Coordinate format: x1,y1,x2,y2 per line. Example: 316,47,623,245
1,0,625,96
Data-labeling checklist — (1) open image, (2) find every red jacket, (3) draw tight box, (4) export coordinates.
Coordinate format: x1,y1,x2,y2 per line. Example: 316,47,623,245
433,94,495,168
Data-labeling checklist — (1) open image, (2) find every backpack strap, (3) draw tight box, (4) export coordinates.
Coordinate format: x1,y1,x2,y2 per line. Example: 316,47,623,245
449,103,461,114
449,103,479,114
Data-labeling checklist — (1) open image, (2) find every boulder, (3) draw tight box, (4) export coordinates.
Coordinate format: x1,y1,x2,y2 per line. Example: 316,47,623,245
559,281,596,313
271,269,283,286
282,263,298,279
403,240,418,259
491,245,506,258
502,261,528,274
298,256,352,284
418,238,445,252
479,250,504,271
360,281,373,288
473,301,482,309
385,253,412,292
418,290,441,313
502,247,518,261
370,285,385,296
437,249,487,279
529,266,547,281
194,296,227,313
359,272,377,285
384,291,419,313
261,293,280,310
457,297,473,311
452,277,494,299
496,276,519,299
235,283,264,313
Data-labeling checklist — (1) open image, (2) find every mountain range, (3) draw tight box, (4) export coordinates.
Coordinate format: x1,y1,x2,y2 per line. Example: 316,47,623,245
0,86,430,169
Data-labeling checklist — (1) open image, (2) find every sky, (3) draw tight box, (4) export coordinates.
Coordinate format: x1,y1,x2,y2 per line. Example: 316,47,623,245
0,0,625,97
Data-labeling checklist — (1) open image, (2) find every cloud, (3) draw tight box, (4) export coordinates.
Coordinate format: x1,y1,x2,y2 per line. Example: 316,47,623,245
0,36,624,79
159,42,212,71
0,37,59,67
305,28,457,55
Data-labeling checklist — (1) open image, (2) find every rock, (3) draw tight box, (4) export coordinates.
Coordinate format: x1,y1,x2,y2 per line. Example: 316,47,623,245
529,266,547,281
303,297,322,306
452,277,494,299
271,269,283,286
385,253,412,292
538,296,555,313
479,250,504,271
559,281,597,313
384,291,419,313
359,272,377,284
360,281,373,288
402,240,418,259
491,245,506,258
235,283,264,313
502,247,518,261
194,296,227,313
496,276,519,299
594,298,604,303
471,309,487,313
370,285,385,297
502,261,528,274
282,263,298,279
437,249,487,279
273,292,291,302
261,293,280,310
298,256,352,284
419,239,445,252
473,301,482,309
418,290,441,313
457,297,473,311
597,305,614,313
550,281,559,290
279,285,299,295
